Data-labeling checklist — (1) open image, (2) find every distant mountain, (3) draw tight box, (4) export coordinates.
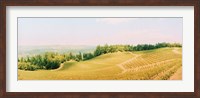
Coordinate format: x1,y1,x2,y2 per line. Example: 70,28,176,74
18,45,96,57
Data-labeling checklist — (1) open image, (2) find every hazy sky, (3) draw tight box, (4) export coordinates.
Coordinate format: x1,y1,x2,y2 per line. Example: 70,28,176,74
18,18,182,46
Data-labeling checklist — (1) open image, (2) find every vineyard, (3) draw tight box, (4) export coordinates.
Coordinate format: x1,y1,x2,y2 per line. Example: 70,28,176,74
18,47,182,80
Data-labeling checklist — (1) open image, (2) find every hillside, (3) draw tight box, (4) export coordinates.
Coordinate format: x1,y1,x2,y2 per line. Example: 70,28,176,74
18,47,182,80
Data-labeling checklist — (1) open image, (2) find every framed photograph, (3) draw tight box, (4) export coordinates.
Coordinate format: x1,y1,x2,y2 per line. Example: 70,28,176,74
0,0,199,98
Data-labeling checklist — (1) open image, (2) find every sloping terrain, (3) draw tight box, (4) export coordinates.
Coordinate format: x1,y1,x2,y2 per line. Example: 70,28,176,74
18,47,182,80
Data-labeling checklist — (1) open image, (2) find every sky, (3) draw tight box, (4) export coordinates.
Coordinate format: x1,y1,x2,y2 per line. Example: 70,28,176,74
18,18,182,46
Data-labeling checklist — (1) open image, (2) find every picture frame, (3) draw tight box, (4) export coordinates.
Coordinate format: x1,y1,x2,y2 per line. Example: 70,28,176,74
0,0,199,98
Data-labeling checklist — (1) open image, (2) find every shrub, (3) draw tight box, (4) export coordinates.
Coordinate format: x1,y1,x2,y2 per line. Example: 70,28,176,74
18,62,38,71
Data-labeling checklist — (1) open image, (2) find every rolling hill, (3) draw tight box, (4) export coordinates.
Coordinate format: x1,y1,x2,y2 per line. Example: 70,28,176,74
18,47,182,80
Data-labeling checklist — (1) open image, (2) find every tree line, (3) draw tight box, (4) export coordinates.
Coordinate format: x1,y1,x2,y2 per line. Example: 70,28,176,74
93,42,181,56
18,42,181,71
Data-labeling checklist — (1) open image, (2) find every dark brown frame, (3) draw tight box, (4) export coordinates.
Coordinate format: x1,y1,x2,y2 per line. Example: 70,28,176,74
0,0,199,98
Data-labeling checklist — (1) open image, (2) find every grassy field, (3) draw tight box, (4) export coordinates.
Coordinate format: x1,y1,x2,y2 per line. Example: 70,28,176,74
18,47,182,80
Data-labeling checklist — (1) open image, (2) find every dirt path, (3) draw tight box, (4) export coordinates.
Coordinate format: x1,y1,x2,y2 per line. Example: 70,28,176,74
116,52,140,73
172,48,182,55
169,67,182,80
151,64,177,80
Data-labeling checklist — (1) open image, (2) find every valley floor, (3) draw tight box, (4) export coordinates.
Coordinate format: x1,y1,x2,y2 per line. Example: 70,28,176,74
18,47,182,80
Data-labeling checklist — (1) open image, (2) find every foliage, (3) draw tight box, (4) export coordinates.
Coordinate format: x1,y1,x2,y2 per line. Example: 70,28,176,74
18,48,182,80
83,53,94,60
18,52,64,70
18,42,182,71
18,62,39,71
93,42,182,57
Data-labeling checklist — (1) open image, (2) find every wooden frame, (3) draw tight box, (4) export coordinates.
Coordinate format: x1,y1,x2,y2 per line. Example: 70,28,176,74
0,0,199,98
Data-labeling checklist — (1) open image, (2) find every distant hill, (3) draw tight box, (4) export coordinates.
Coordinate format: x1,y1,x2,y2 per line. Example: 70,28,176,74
18,45,96,57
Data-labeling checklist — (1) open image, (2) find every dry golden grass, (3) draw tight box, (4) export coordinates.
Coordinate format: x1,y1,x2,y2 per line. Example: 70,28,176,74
18,47,182,80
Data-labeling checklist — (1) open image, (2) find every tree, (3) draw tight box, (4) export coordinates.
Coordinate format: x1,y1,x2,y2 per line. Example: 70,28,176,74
69,52,74,60
75,52,82,62
18,42,182,71
83,53,94,60
94,45,102,56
